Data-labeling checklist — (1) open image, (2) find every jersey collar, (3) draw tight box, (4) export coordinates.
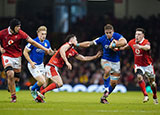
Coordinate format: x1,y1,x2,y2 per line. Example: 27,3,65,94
139,38,145,44
8,26,12,35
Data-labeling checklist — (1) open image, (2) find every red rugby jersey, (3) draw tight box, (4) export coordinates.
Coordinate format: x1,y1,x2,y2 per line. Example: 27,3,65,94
0,27,28,57
128,38,153,66
48,42,78,68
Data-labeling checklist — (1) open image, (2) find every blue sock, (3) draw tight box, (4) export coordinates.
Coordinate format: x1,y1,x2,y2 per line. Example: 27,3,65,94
31,82,40,91
108,85,114,94
104,77,110,88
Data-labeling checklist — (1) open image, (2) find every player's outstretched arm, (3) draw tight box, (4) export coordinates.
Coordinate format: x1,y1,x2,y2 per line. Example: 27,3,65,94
26,36,49,54
60,44,72,70
119,44,130,50
75,51,102,61
77,41,94,48
23,47,36,69
133,44,150,51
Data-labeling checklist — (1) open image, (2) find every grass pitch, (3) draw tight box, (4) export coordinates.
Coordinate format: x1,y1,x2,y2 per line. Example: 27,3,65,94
0,90,159,115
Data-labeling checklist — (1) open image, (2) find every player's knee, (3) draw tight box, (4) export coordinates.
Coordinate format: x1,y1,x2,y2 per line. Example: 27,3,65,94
5,66,14,77
136,69,143,79
57,82,63,88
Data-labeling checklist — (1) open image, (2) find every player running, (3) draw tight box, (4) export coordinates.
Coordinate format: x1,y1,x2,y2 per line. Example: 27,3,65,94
36,34,102,102
0,18,52,103
77,24,127,104
23,26,54,100
120,28,158,104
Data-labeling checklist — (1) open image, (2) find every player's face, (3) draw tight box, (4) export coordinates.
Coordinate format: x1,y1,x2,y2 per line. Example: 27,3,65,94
105,29,114,39
14,25,21,33
135,31,144,43
38,31,47,42
71,36,78,46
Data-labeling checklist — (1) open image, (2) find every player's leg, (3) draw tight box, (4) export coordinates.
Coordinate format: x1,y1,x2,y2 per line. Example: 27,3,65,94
40,75,63,96
145,65,158,104
28,63,46,99
101,59,111,90
148,77,158,104
36,65,61,100
40,76,49,92
135,68,149,102
100,60,111,104
5,65,16,102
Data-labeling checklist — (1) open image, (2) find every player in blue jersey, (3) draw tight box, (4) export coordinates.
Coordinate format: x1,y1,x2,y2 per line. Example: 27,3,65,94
23,26,54,101
77,24,127,104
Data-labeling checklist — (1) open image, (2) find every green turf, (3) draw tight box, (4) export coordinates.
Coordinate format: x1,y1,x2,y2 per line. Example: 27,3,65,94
0,90,159,115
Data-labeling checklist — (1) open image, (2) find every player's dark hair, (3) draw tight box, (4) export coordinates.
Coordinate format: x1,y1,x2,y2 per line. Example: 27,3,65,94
104,24,114,30
136,28,145,34
65,34,76,42
9,18,21,31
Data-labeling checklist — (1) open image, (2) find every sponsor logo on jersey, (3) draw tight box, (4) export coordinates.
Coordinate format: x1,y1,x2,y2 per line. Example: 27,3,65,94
36,48,45,53
105,45,109,49
8,40,14,45
135,49,140,54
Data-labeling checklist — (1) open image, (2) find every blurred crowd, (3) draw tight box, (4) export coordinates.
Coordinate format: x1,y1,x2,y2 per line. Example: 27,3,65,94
0,13,160,90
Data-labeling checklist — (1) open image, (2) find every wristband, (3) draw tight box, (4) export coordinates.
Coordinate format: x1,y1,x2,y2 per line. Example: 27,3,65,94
76,43,79,47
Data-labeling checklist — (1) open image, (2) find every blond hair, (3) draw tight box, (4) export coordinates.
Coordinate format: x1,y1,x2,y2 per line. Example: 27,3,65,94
37,26,47,33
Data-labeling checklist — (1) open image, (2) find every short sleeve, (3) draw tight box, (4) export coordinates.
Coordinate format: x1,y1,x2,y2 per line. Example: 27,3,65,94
25,43,33,51
128,40,132,46
93,36,104,45
113,32,123,40
19,30,29,40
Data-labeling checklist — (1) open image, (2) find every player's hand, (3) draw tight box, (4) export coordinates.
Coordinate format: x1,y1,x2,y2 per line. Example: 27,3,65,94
133,44,141,49
109,40,117,49
0,48,6,54
46,49,53,55
48,49,56,55
31,62,36,69
113,48,119,52
95,51,102,58
66,61,72,70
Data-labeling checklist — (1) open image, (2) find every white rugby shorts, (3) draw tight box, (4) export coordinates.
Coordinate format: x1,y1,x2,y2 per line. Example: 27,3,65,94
28,63,45,78
45,65,60,78
101,59,120,74
135,64,155,78
1,55,21,69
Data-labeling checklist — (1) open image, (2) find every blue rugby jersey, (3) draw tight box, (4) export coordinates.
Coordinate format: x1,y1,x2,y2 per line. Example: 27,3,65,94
26,37,51,65
93,32,123,62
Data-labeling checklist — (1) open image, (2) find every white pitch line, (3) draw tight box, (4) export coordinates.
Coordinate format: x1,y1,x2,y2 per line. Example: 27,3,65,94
0,108,159,113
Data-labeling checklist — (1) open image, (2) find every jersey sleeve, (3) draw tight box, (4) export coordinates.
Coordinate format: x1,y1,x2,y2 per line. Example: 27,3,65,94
144,39,150,45
128,40,132,46
19,30,29,40
113,32,123,40
93,36,104,45
25,43,33,51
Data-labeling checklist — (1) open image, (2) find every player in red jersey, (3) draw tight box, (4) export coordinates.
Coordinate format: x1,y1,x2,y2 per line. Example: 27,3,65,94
0,18,52,103
120,28,158,104
35,34,102,102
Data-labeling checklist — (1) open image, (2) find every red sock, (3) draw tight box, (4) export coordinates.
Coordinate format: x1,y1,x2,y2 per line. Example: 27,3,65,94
151,85,157,99
40,86,44,91
138,80,148,96
41,83,57,94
